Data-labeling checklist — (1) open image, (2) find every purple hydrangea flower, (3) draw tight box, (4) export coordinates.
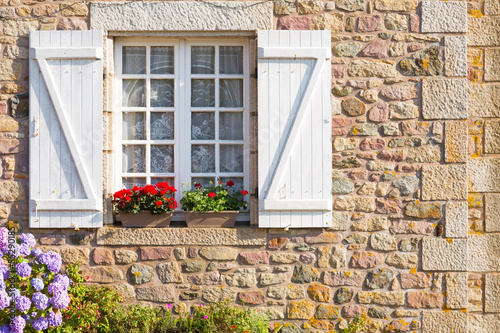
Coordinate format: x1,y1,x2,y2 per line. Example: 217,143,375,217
0,265,9,280
47,311,62,327
16,263,31,279
32,292,49,311
30,278,44,291
53,275,69,290
19,234,35,248
18,244,30,257
0,282,6,291
8,289,20,301
30,249,42,258
0,325,9,333
31,317,48,331
50,291,70,309
21,315,29,325
39,252,61,274
47,283,63,295
0,290,9,310
9,316,25,333
15,296,31,313
0,228,8,252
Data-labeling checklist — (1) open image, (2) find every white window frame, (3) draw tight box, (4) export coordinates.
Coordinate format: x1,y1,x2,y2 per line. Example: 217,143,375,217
114,37,250,219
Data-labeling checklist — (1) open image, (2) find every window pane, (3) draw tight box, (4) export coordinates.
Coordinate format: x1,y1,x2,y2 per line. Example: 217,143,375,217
151,177,175,187
219,112,243,140
150,112,174,140
151,79,174,107
151,46,174,74
220,144,243,173
123,46,146,74
191,79,215,107
191,112,215,140
220,79,243,108
151,145,174,173
191,177,215,189
122,177,146,189
219,177,244,189
191,145,215,173
122,145,146,173
122,79,145,107
191,46,215,74
219,46,243,74
122,112,145,140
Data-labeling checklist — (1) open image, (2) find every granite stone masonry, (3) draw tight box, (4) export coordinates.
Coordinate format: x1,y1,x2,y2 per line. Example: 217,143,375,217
0,0,497,331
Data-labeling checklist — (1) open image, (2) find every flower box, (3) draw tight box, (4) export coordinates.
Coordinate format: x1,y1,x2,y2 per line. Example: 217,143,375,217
119,211,173,228
183,211,238,228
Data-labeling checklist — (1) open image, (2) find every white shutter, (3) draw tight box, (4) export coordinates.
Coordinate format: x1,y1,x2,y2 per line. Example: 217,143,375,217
257,30,332,228
29,31,103,228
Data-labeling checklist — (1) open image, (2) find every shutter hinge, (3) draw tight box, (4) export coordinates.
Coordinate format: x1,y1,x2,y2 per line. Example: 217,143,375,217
255,187,258,199
254,68,258,79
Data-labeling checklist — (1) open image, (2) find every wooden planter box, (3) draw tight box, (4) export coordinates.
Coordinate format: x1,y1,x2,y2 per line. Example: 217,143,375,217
118,211,173,228
183,211,238,228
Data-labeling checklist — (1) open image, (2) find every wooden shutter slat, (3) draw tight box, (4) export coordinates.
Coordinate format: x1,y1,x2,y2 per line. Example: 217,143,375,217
257,30,332,228
29,31,103,228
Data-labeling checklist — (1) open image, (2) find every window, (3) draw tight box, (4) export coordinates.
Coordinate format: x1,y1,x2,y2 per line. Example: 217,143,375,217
114,39,250,206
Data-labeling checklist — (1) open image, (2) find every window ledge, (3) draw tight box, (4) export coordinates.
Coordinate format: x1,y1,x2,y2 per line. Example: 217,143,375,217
96,226,267,246
89,1,273,33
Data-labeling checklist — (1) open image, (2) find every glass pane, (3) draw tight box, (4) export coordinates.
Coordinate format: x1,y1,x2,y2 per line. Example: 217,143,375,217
122,112,145,140
122,46,146,74
122,177,146,189
191,46,215,74
151,177,175,186
191,79,215,107
151,145,174,173
219,112,243,140
219,177,244,189
220,144,243,173
150,112,174,140
122,145,146,173
122,79,145,107
219,46,243,74
191,112,215,140
220,79,243,108
151,79,174,107
191,177,215,189
191,145,215,173
151,46,174,74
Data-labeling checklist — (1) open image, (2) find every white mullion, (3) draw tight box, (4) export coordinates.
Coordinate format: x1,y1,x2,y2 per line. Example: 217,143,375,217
180,39,190,191
243,40,250,204
115,42,124,190
215,45,220,176
145,45,151,184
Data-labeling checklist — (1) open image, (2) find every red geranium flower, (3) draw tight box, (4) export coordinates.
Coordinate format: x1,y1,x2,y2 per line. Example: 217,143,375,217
155,200,163,206
241,190,248,195
226,180,234,187
208,192,216,198
194,183,202,189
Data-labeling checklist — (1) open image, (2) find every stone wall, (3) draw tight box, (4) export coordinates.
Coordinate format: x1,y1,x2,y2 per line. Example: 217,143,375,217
0,0,497,332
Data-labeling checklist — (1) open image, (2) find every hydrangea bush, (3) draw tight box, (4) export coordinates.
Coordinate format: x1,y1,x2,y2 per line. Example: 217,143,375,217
0,228,69,332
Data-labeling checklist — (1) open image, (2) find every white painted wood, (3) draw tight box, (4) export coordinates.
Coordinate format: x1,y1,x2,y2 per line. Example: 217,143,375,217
258,30,332,228
29,31,103,228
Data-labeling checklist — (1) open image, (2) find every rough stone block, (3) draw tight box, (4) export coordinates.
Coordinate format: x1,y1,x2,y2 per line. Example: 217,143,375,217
485,121,500,154
485,48,500,82
421,165,467,201
136,285,175,303
485,274,500,313
444,121,467,163
469,83,500,118
422,79,467,119
96,227,267,246
468,235,500,272
445,201,468,238
445,273,468,309
469,16,500,47
421,311,467,333
90,2,273,32
422,238,467,271
468,157,500,193
444,36,467,77
80,267,123,284
485,194,500,232
421,1,467,33
485,0,500,15
469,315,500,333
